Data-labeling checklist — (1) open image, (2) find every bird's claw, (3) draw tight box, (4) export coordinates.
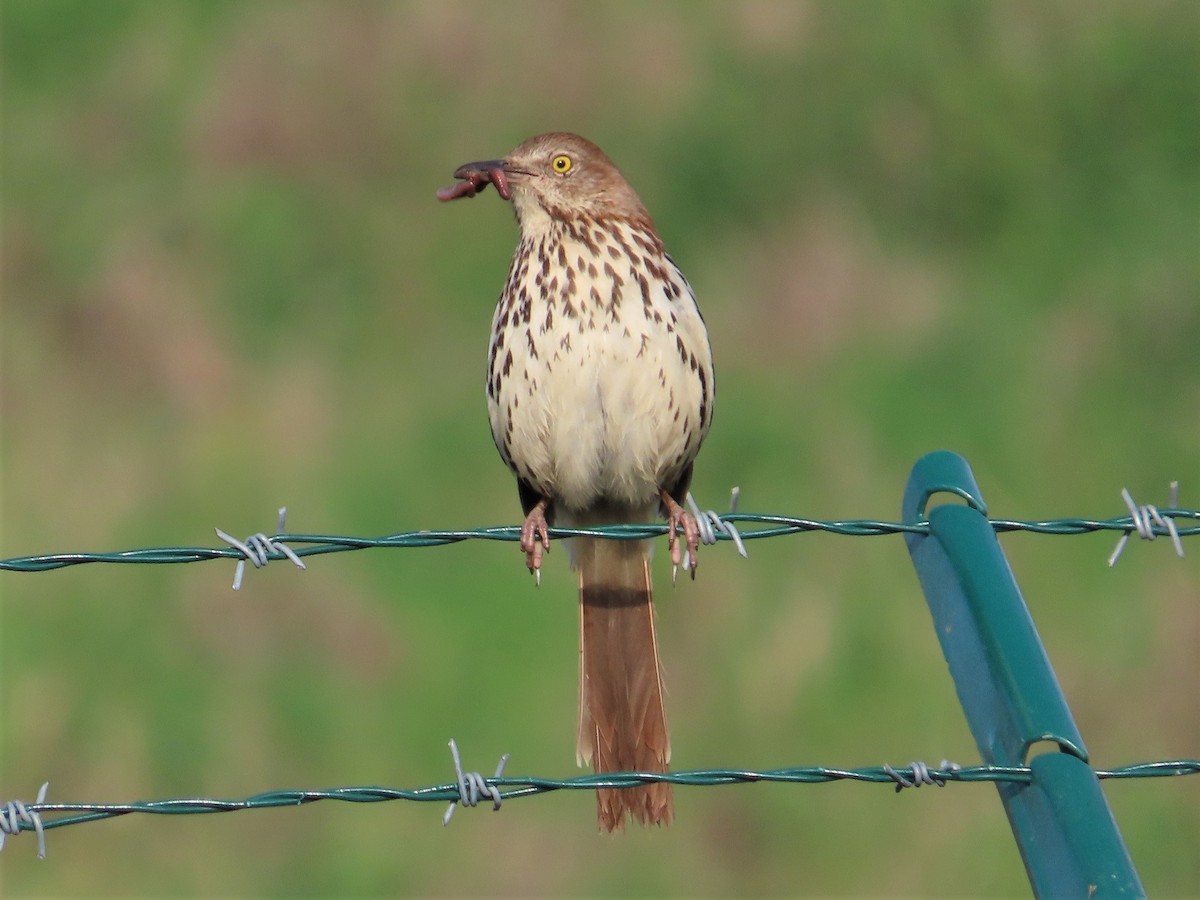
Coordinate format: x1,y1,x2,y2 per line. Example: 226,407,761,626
662,491,701,581
520,503,551,583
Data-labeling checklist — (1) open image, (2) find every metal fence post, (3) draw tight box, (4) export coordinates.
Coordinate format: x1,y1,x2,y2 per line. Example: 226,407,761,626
903,450,1144,898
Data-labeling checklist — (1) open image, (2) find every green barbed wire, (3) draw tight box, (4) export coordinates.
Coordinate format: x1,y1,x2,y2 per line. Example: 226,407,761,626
3,759,1197,854
3,502,1195,854
2,510,1197,573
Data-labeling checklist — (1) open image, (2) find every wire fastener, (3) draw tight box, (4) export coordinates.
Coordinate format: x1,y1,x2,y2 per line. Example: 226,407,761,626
215,507,306,590
442,739,510,825
1108,483,1185,566
0,782,50,858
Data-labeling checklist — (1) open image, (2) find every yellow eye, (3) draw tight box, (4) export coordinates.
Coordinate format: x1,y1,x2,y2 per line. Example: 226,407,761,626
551,154,573,174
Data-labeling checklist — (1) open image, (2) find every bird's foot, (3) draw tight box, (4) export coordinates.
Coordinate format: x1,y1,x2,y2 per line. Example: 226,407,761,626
520,500,551,583
661,490,701,581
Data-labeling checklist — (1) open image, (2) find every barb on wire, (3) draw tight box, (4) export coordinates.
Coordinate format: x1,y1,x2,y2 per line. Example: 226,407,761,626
442,739,510,825
883,760,961,792
1109,482,1186,566
688,487,749,562
0,782,50,858
215,507,306,590
2,760,1195,847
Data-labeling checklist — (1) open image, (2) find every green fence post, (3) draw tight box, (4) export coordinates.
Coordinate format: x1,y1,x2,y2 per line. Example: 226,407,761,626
903,451,1144,898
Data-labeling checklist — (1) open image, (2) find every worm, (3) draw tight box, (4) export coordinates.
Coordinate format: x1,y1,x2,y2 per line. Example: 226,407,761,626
437,167,511,203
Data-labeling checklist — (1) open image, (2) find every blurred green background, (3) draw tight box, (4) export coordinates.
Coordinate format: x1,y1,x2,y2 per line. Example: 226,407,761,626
3,1,1198,895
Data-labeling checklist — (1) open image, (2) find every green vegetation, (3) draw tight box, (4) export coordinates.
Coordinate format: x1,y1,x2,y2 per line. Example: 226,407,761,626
3,1,1197,895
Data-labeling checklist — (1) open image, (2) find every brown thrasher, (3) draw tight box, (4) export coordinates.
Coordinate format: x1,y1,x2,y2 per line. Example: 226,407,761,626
439,133,714,830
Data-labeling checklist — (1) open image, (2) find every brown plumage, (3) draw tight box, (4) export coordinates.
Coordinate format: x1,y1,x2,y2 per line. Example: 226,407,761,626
441,133,715,830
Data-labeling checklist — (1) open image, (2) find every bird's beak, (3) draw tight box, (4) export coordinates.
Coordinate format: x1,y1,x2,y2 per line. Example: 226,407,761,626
438,158,514,202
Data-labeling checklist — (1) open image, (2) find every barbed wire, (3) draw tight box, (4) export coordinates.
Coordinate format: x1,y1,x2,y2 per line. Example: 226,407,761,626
2,506,1195,576
3,752,1197,856
3,486,1194,858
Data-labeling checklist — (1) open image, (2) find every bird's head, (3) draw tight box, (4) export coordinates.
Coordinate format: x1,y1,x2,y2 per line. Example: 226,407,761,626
440,132,653,234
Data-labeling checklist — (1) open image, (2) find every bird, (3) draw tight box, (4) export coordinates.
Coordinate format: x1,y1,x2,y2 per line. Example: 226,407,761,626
439,132,715,830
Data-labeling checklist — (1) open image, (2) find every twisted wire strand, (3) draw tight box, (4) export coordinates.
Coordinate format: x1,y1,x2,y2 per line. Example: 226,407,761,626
2,759,1195,853
3,510,1197,574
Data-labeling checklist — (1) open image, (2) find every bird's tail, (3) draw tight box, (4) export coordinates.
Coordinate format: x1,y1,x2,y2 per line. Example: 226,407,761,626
574,534,673,831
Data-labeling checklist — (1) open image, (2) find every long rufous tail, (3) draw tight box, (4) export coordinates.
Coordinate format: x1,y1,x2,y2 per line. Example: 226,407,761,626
574,535,673,831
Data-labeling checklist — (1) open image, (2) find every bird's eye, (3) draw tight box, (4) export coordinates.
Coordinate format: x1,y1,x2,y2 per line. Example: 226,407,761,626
551,154,573,174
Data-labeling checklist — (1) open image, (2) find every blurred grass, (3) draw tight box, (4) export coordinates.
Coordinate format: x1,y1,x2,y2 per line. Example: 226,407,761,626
2,0,1198,896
